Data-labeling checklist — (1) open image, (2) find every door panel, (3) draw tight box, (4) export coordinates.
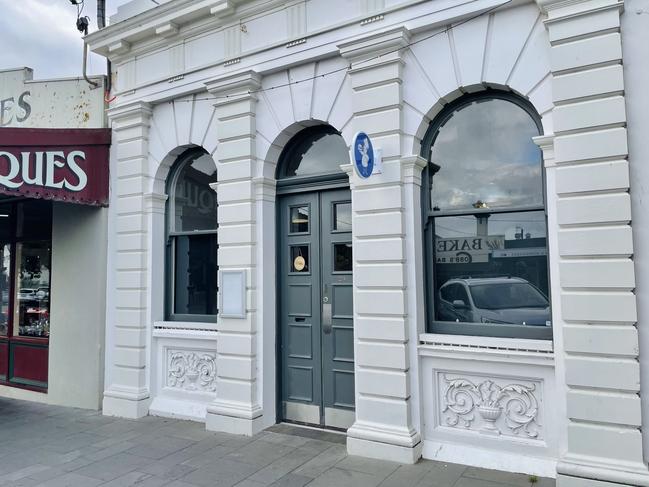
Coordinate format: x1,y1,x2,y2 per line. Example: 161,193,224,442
279,193,322,423
279,189,354,429
320,190,355,429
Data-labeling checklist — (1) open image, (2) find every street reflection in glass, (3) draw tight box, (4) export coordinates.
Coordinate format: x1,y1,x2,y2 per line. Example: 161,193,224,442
434,211,550,328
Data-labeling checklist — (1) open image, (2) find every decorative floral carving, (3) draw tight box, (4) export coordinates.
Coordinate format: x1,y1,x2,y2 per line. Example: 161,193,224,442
441,374,540,438
168,351,217,392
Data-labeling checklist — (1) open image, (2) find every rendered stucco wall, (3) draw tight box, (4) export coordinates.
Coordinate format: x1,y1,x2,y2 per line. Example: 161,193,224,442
48,203,107,409
623,0,649,465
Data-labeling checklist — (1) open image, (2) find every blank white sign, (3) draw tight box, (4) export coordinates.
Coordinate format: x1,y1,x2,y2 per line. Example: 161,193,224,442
220,270,246,318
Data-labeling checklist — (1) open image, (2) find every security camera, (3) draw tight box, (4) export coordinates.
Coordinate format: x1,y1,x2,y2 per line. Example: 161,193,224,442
76,16,90,34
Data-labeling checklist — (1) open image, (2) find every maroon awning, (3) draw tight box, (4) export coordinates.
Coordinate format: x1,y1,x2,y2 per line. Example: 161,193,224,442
0,128,110,206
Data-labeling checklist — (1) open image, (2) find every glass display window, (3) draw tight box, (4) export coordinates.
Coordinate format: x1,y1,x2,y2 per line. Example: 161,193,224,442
166,149,218,322
0,199,52,390
421,92,551,340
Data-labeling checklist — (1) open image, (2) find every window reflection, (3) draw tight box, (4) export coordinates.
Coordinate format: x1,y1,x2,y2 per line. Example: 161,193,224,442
0,244,9,336
173,153,218,232
14,242,51,338
333,202,352,232
173,234,218,316
430,98,543,212
434,211,550,328
167,149,219,320
279,127,349,179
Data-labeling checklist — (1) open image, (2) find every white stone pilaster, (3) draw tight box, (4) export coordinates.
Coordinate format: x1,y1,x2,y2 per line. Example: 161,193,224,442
103,100,154,419
204,70,265,436
339,27,422,464
535,0,649,484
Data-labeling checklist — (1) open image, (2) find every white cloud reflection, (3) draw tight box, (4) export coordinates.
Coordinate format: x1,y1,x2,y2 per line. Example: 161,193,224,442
430,97,543,212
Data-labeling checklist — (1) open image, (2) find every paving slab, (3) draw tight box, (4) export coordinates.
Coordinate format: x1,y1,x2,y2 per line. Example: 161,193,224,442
0,397,556,487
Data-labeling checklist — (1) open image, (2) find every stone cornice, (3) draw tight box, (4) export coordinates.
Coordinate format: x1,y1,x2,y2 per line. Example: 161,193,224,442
338,25,411,62
205,70,262,97
535,0,622,17
401,155,428,186
86,0,253,57
107,100,153,128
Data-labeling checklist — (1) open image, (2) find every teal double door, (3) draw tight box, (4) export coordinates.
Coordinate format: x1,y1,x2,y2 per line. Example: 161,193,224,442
278,188,355,429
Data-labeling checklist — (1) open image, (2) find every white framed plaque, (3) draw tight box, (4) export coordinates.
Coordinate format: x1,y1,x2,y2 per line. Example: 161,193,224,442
219,270,246,318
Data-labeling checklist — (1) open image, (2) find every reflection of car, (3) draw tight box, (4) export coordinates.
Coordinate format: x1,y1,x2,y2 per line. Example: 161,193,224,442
18,288,36,300
18,288,49,302
437,277,550,326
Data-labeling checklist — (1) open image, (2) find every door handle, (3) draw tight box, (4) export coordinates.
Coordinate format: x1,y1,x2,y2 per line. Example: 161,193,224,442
323,284,332,334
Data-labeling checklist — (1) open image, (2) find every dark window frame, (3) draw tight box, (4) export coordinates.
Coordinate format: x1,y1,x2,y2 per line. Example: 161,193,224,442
420,90,552,340
165,148,218,323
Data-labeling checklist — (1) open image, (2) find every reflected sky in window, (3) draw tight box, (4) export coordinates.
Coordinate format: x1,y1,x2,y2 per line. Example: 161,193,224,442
284,132,349,178
430,98,542,212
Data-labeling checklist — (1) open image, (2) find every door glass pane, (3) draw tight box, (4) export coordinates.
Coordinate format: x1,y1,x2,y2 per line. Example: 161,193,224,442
290,206,309,233
290,245,309,273
333,203,351,231
0,244,9,336
434,211,550,329
173,234,218,316
333,243,352,272
14,242,51,338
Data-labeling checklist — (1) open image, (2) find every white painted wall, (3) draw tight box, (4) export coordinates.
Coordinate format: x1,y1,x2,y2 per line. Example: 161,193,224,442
48,203,108,409
622,0,649,465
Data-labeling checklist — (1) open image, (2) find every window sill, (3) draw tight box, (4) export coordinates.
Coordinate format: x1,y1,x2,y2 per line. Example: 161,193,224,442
153,321,218,333
418,333,554,367
419,333,553,353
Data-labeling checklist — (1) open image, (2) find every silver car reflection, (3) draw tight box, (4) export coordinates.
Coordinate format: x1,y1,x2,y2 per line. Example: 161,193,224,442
437,276,550,326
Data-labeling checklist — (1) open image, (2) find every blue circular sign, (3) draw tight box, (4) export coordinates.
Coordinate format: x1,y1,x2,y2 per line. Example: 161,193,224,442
352,132,374,179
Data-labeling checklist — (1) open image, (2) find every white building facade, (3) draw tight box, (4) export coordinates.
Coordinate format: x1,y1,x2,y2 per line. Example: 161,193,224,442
86,0,649,484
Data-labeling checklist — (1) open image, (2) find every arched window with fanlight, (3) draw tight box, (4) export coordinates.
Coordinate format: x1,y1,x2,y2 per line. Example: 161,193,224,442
166,148,218,322
422,91,551,339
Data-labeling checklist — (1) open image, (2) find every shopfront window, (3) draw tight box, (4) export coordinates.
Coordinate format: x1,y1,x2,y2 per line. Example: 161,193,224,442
166,149,218,321
422,92,550,339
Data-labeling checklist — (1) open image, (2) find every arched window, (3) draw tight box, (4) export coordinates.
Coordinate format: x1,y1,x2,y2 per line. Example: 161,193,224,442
166,148,218,321
276,126,349,181
422,92,551,339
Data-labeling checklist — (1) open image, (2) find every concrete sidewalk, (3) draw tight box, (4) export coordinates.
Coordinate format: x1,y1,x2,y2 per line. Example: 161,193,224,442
0,398,554,487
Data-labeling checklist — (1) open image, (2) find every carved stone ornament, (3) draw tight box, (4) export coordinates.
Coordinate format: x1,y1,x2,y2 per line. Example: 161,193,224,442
440,374,541,438
167,351,217,392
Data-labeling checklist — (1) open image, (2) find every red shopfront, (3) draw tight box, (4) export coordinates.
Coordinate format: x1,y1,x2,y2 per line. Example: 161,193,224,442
0,128,109,391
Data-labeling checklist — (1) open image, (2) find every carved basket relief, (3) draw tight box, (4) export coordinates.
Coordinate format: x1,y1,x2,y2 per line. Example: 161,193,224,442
166,350,217,393
438,373,543,440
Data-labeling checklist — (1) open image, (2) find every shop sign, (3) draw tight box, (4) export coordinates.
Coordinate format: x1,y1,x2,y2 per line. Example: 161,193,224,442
0,128,110,206
436,236,505,264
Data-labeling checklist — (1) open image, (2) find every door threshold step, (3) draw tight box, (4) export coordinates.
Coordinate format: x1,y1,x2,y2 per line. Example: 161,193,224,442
265,422,347,444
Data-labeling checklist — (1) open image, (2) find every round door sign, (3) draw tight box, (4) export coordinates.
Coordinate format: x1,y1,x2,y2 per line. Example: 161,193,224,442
352,131,374,178
293,255,306,271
